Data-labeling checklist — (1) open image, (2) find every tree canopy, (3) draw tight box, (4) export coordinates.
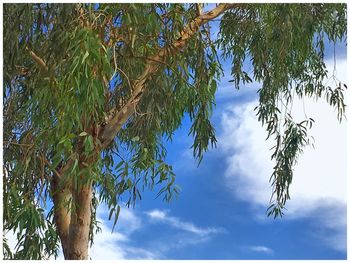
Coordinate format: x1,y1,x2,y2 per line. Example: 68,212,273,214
3,3,347,259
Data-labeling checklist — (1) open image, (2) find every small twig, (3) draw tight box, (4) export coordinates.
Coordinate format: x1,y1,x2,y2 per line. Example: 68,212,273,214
110,45,133,92
92,12,106,27
26,47,48,72
4,141,34,147
110,45,143,116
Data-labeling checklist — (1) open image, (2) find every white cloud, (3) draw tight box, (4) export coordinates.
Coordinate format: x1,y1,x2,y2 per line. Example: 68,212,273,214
4,230,18,254
147,209,167,220
100,204,142,234
145,209,226,255
249,245,274,254
88,216,131,260
218,57,347,251
88,216,156,260
219,101,273,206
88,204,158,260
219,97,347,212
146,209,224,236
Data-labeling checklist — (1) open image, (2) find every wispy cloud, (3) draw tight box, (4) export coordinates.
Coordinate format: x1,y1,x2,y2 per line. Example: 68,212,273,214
146,209,224,236
307,203,347,253
145,209,226,255
249,245,274,254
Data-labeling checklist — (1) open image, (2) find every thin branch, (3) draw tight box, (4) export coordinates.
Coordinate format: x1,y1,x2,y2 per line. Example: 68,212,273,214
134,55,197,89
196,3,203,16
41,155,62,179
110,45,142,116
26,47,49,72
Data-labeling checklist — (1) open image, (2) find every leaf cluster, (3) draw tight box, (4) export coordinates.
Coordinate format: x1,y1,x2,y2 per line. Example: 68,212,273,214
219,3,346,217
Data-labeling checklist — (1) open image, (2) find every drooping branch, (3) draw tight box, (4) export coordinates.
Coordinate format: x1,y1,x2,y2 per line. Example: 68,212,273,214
100,3,241,148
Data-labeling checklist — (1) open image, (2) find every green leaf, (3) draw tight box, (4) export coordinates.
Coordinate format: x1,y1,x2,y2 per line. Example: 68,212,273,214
127,179,133,189
84,135,94,153
79,131,88,137
82,51,89,64
108,207,115,220
131,136,140,142
112,205,121,232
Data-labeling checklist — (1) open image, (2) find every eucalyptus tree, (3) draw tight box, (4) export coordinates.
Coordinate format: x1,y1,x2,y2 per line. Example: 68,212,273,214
3,3,346,260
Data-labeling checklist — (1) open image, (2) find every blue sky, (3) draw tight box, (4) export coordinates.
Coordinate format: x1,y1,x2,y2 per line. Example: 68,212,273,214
82,21,347,260
4,5,347,261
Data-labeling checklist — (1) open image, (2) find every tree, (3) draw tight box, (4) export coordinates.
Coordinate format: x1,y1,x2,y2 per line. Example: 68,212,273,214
3,3,346,260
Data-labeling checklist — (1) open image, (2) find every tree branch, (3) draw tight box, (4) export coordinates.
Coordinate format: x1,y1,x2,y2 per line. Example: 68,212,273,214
100,3,241,148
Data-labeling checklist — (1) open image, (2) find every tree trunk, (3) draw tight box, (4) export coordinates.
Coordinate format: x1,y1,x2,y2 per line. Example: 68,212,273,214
51,165,93,259
67,183,92,260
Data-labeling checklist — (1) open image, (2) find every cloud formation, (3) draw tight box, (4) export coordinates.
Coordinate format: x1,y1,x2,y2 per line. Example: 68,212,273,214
146,209,224,236
218,58,347,252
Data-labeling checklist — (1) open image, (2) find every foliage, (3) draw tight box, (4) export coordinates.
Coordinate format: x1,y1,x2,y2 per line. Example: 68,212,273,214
3,3,347,259
218,3,346,217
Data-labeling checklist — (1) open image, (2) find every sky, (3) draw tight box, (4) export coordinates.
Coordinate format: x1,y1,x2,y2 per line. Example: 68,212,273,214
84,17,347,260
4,5,348,261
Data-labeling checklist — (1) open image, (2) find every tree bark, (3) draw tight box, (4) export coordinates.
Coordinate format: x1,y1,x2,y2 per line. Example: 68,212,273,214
67,183,92,260
51,165,93,260
51,173,71,259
